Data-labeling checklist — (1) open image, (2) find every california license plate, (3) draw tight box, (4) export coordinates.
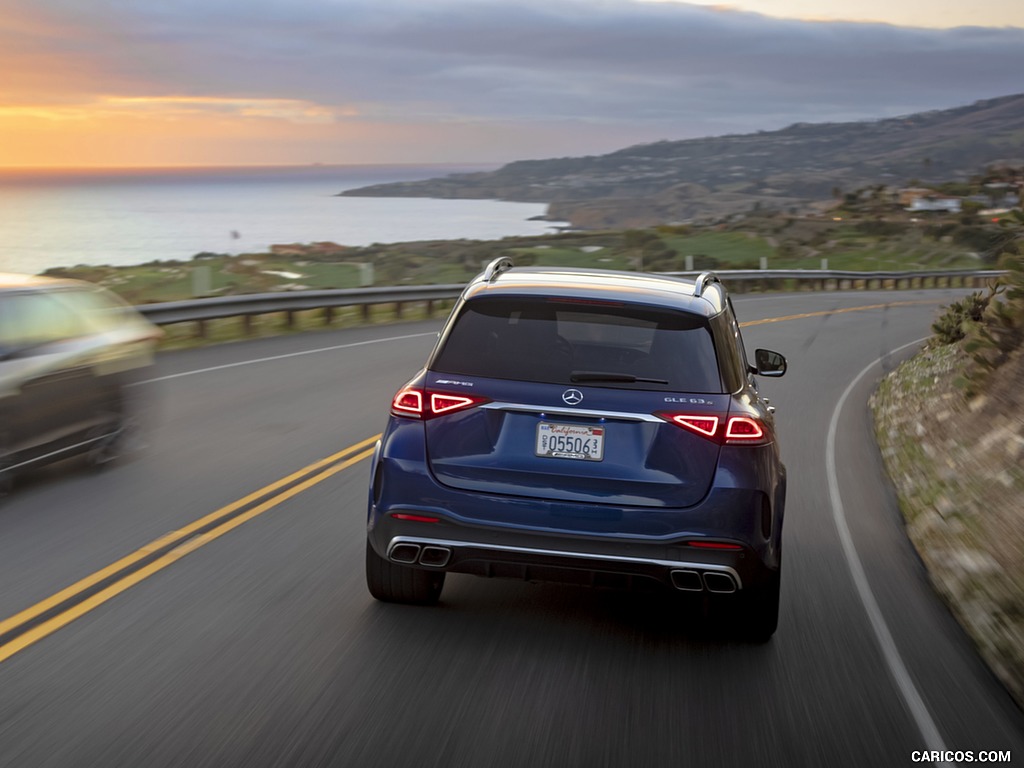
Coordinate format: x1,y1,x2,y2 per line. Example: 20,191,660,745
535,422,605,461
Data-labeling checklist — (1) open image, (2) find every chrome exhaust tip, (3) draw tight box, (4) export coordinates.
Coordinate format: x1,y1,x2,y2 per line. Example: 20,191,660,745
389,543,421,564
670,569,704,592
702,572,737,594
419,546,452,568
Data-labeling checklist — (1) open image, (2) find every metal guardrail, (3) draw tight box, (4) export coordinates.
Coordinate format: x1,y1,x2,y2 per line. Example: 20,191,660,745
135,269,1006,334
136,284,465,335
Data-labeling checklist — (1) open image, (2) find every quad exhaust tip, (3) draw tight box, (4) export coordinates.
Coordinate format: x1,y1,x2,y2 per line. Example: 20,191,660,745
418,546,452,568
389,543,421,564
670,569,738,593
702,572,738,594
670,570,704,592
389,542,452,568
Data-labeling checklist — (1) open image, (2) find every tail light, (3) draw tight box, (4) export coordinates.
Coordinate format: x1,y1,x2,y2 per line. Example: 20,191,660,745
656,412,770,445
662,414,719,437
724,416,764,442
391,387,490,420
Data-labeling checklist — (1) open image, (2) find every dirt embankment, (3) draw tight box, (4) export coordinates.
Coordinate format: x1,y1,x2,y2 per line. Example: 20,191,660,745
871,344,1024,705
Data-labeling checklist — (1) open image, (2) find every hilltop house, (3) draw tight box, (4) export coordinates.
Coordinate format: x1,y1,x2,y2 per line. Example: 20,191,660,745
901,188,963,213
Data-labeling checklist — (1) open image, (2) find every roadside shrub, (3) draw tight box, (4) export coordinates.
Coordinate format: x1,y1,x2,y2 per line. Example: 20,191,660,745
956,253,1024,392
932,291,991,345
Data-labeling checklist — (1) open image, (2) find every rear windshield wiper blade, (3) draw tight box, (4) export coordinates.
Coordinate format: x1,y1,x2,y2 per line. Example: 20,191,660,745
570,370,668,385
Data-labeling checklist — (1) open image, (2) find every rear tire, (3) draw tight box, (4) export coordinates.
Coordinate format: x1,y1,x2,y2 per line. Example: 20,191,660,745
365,541,445,605
85,391,150,470
736,568,780,643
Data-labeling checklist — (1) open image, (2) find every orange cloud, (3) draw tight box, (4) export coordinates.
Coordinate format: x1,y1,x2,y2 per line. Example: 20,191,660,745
0,97,364,167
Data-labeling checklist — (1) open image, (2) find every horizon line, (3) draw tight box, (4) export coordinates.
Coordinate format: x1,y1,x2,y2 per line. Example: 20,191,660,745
0,161,502,173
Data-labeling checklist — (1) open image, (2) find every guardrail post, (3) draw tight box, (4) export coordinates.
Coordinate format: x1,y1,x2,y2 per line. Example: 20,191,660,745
243,315,254,336
426,300,434,316
195,319,207,339
362,304,371,322
324,306,334,325
285,310,296,328
395,302,404,319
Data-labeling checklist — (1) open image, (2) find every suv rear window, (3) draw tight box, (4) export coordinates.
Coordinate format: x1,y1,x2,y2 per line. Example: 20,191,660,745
431,297,722,393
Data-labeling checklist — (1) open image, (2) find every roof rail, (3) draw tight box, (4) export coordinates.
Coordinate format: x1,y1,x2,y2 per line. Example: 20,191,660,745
483,257,514,282
693,271,721,298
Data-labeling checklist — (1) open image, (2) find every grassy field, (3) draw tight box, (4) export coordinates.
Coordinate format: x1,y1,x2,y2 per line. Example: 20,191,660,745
42,212,1007,318
47,254,366,304
661,231,774,266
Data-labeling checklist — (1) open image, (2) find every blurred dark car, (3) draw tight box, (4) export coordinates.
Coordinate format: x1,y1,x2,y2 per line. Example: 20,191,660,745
0,273,161,493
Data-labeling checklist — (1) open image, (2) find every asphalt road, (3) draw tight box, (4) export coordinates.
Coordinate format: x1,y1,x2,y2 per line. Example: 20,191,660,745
0,289,1021,768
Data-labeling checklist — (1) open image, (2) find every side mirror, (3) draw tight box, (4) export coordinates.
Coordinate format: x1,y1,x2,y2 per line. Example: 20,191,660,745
753,348,787,377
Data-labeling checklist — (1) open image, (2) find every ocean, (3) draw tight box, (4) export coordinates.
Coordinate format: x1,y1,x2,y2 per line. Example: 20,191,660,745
0,164,561,275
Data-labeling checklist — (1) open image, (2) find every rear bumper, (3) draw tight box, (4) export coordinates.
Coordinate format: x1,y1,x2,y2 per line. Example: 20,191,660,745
367,509,778,593
381,533,747,593
366,420,785,592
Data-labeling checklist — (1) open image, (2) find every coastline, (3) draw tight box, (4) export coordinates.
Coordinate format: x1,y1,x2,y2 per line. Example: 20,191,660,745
0,165,558,275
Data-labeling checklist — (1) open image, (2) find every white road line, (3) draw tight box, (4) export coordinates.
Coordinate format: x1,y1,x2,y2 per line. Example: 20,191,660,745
826,336,955,768
134,331,437,385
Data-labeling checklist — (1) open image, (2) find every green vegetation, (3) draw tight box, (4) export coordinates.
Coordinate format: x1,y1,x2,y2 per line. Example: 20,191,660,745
872,254,1024,706
36,166,1022,359
931,291,992,345
43,202,1019,306
43,253,365,304
957,253,1024,393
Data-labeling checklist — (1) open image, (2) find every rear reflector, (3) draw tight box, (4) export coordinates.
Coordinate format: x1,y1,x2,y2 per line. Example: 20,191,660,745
390,513,440,523
686,541,743,550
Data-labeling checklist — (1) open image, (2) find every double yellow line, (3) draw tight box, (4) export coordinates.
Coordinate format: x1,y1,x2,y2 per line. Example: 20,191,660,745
739,299,938,328
0,435,379,664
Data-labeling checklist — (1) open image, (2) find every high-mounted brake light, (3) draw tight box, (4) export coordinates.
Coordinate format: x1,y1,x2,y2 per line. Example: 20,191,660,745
546,297,624,307
391,387,489,419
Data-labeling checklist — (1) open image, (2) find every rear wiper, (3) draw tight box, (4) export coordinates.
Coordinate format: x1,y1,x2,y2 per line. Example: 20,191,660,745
570,370,668,385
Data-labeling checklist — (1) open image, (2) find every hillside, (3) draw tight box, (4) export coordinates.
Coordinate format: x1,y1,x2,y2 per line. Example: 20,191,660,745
341,94,1024,228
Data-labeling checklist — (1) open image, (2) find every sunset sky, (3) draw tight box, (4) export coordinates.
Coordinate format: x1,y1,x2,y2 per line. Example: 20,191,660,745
2,0,1023,168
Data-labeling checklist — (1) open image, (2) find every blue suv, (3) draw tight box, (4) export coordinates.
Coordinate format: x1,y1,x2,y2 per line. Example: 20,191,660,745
365,259,787,640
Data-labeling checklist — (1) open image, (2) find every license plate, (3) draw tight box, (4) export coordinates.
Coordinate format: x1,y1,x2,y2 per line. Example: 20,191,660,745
536,422,605,461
